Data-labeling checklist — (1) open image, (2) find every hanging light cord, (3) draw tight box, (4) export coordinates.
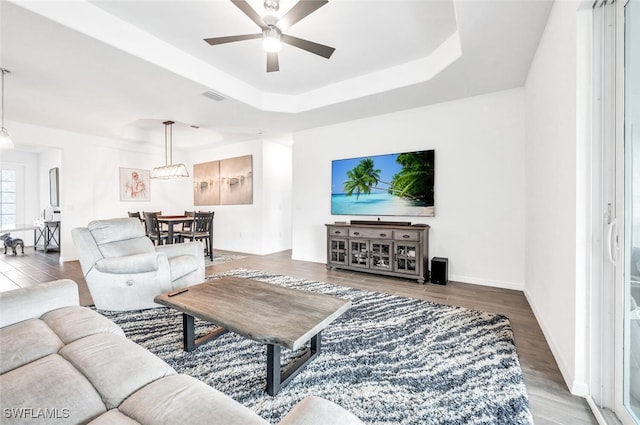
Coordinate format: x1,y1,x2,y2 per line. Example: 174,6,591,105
163,120,174,166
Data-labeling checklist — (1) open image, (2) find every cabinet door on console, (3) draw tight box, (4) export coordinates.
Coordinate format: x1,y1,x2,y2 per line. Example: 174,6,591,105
394,241,420,276
370,241,392,271
328,238,348,266
327,226,349,267
349,240,370,269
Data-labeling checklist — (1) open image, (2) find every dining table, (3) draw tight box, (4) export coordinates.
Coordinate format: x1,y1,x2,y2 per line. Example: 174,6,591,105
156,215,194,245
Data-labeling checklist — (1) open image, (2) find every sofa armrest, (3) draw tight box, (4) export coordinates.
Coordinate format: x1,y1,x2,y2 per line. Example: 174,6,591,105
278,396,363,425
0,279,79,328
156,241,204,260
95,252,162,274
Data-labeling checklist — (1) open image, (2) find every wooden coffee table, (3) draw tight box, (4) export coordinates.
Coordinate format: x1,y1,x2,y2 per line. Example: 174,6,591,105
154,276,352,395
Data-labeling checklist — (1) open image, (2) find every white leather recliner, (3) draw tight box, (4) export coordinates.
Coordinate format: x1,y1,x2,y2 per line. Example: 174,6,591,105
71,217,205,311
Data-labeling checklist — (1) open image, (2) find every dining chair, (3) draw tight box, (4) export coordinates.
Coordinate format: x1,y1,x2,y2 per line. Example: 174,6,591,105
182,211,194,233
142,212,169,246
128,211,146,234
180,211,214,260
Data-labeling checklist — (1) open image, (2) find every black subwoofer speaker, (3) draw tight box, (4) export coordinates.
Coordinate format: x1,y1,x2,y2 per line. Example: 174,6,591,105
431,257,448,285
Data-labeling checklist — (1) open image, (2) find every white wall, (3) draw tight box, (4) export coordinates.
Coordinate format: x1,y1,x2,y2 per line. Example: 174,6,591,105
261,139,293,254
186,138,293,255
524,0,588,395
291,88,527,290
9,120,193,261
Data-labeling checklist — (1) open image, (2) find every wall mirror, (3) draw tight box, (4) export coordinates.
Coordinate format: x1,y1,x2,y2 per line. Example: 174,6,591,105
49,167,59,207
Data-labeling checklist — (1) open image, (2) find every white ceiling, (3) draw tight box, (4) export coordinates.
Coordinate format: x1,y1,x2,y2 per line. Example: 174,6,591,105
0,0,553,150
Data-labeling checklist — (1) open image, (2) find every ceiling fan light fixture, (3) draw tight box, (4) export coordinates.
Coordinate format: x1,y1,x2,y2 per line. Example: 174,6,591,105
262,27,281,52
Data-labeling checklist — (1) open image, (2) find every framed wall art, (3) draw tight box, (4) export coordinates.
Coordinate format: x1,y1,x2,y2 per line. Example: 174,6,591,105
194,155,253,206
120,168,150,201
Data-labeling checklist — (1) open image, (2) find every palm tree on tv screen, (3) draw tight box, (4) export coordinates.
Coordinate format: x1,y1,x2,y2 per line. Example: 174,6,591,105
343,152,434,206
389,151,434,205
343,158,380,200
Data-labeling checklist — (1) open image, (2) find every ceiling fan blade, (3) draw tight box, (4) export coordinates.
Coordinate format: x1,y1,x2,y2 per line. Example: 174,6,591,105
276,0,328,32
231,0,268,30
204,33,262,45
281,34,335,59
267,52,279,72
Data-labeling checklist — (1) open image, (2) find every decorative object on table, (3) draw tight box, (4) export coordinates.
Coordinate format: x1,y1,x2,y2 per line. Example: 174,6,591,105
0,233,24,255
0,68,13,149
194,155,253,206
331,149,435,217
120,168,150,201
150,120,189,179
100,269,533,425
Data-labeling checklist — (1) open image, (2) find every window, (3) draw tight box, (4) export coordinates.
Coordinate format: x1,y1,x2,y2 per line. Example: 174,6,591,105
0,169,17,226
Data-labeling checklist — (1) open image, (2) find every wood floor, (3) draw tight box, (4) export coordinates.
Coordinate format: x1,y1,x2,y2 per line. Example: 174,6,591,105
0,249,598,425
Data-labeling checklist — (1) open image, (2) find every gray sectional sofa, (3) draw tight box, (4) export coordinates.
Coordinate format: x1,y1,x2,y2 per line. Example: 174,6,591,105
0,279,363,425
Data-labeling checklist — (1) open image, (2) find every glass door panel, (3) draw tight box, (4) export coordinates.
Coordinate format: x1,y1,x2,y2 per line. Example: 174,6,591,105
370,241,392,271
624,0,640,421
329,238,347,265
394,242,419,275
349,240,369,268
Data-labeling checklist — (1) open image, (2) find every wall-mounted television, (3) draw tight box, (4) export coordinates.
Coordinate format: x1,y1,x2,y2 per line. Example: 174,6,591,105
331,150,434,217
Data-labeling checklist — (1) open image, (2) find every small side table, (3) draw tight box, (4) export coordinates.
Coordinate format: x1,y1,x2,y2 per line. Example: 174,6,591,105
34,221,60,253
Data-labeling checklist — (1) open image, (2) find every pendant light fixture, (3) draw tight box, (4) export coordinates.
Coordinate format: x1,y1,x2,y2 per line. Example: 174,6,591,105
0,68,14,149
150,120,189,179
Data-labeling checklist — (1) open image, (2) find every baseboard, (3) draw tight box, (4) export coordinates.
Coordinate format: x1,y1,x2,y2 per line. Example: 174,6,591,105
448,274,524,291
523,288,589,398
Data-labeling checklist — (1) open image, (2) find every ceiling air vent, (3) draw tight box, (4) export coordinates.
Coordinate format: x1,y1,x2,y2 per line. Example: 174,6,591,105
202,91,226,102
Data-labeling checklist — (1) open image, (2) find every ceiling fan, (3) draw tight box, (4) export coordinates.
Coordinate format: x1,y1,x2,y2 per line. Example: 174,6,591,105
204,0,335,72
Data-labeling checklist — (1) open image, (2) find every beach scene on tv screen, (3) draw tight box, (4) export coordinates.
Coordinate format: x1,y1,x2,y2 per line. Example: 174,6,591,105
331,150,435,217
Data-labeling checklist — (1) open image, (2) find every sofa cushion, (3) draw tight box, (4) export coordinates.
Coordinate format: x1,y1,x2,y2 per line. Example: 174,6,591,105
88,218,147,245
87,409,142,425
118,374,270,425
59,333,175,409
0,354,106,424
42,306,124,344
0,279,79,328
98,238,156,259
0,319,63,374
168,255,199,281
95,252,160,274
278,396,364,425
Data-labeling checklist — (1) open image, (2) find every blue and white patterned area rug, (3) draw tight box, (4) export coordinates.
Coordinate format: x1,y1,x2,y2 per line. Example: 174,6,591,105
98,269,533,425
205,253,247,265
